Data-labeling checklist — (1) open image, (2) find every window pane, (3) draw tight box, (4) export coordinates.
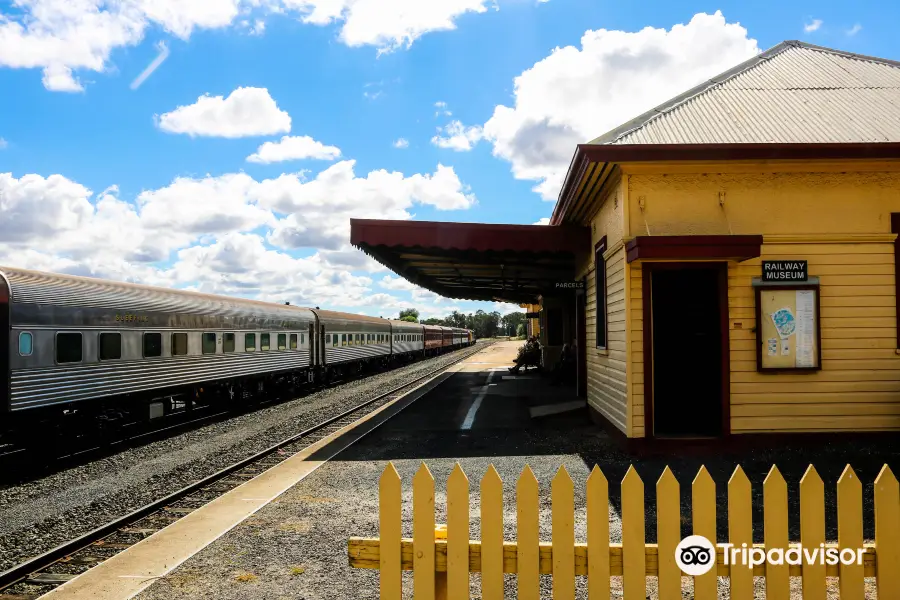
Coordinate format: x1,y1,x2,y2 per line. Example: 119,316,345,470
333,334,338,347
595,241,607,347
99,333,122,360
290,333,298,349
278,333,287,350
18,332,33,356
202,333,217,354
261,333,270,350
143,333,162,357
245,333,256,351
223,333,235,353
57,332,83,363
172,333,188,356
342,334,347,346
301,333,305,345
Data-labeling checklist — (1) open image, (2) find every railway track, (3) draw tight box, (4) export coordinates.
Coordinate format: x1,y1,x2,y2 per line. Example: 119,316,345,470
0,342,489,600
0,349,467,479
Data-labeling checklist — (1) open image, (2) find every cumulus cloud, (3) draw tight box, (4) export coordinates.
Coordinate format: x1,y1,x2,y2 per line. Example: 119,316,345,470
393,138,409,149
431,120,484,151
479,11,760,200
247,135,342,163
156,87,292,137
0,162,476,303
533,217,550,225
283,0,491,54
0,0,242,91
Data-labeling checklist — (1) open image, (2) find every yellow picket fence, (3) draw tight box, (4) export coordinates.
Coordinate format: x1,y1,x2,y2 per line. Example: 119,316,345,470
348,461,900,599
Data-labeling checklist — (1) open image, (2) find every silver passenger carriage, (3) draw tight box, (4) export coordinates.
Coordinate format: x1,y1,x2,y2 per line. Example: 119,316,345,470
389,320,424,356
312,309,392,372
1,267,316,433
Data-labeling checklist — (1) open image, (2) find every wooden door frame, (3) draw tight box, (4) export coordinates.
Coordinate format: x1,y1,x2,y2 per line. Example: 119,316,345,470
575,285,587,398
641,261,731,439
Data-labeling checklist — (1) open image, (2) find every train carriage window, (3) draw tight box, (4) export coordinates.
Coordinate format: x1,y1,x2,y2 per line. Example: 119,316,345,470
200,333,216,354
341,334,347,346
245,333,256,352
278,334,287,350
261,333,270,351
334,334,339,347
223,333,235,353
172,333,188,356
56,332,83,363
143,333,162,357
290,334,298,349
301,333,305,345
18,332,33,356
202,333,217,354
99,332,122,360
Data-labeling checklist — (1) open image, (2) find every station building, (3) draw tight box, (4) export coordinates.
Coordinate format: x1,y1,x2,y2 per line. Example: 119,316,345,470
351,41,900,443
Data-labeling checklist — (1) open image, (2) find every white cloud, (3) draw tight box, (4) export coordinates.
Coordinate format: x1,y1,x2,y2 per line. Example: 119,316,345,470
432,120,484,151
804,19,823,32
261,160,476,250
283,0,491,54
156,87,291,137
393,138,409,149
0,138,7,149
533,217,550,225
130,41,170,90
380,275,421,291
0,160,477,306
247,135,342,163
847,23,862,36
0,0,243,92
434,100,452,116
480,11,760,200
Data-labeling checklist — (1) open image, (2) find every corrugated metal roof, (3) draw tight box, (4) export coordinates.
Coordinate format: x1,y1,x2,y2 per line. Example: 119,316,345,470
591,41,900,145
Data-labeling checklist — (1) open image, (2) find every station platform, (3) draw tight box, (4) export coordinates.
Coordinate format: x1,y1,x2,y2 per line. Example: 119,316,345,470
44,341,619,600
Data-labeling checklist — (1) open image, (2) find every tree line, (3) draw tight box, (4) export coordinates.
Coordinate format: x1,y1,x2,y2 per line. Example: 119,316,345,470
398,308,527,339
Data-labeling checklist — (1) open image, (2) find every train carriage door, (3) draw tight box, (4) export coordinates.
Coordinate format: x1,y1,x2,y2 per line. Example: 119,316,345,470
308,323,315,368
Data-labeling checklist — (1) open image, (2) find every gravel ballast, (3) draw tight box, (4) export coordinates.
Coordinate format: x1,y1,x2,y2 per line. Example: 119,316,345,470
0,345,484,572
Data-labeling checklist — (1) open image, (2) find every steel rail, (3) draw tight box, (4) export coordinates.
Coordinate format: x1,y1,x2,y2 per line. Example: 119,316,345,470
0,342,487,595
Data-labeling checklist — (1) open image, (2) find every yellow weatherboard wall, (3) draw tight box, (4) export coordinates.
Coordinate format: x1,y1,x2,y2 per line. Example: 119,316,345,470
622,162,900,436
575,176,630,436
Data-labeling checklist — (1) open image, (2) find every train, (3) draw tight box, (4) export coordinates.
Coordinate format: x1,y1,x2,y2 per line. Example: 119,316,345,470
0,266,475,443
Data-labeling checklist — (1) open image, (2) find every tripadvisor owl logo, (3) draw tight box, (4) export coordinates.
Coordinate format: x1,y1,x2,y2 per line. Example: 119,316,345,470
674,534,866,575
675,535,716,576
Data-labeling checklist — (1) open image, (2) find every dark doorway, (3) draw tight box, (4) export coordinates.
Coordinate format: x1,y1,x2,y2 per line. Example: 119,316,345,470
649,266,725,437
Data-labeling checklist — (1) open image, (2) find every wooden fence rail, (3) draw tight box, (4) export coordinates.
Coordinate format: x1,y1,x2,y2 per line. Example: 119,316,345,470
348,462,900,599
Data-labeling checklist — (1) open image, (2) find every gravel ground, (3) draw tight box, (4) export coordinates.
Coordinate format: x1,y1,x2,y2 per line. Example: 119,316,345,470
0,344,483,572
132,358,897,600
135,410,617,600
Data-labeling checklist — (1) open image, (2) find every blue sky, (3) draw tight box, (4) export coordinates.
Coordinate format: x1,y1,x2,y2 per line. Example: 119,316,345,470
0,0,893,319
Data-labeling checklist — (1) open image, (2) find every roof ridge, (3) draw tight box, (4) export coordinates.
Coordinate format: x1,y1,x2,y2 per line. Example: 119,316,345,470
588,40,900,146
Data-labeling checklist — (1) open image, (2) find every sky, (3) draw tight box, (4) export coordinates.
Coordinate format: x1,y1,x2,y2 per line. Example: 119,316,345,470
0,0,894,320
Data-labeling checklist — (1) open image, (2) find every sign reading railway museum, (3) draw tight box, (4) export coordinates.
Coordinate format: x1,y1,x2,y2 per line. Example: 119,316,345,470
762,260,808,282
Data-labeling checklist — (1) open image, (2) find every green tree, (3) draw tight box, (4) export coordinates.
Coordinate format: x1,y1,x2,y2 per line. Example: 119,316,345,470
398,308,419,322
516,323,525,338
421,317,443,325
501,312,526,337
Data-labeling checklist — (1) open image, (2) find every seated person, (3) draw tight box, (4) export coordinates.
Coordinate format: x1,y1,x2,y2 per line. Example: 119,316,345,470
508,337,541,374
550,339,576,385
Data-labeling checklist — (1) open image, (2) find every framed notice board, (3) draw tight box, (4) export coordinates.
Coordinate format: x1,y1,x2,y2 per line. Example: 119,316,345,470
754,280,822,372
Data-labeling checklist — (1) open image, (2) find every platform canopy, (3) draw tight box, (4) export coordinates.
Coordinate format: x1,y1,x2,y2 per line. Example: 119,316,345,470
350,219,590,303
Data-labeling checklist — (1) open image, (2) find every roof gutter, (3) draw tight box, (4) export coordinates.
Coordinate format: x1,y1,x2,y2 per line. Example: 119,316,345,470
551,142,900,225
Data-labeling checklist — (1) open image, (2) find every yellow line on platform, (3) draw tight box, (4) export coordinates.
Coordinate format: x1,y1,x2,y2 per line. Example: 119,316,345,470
38,347,494,600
